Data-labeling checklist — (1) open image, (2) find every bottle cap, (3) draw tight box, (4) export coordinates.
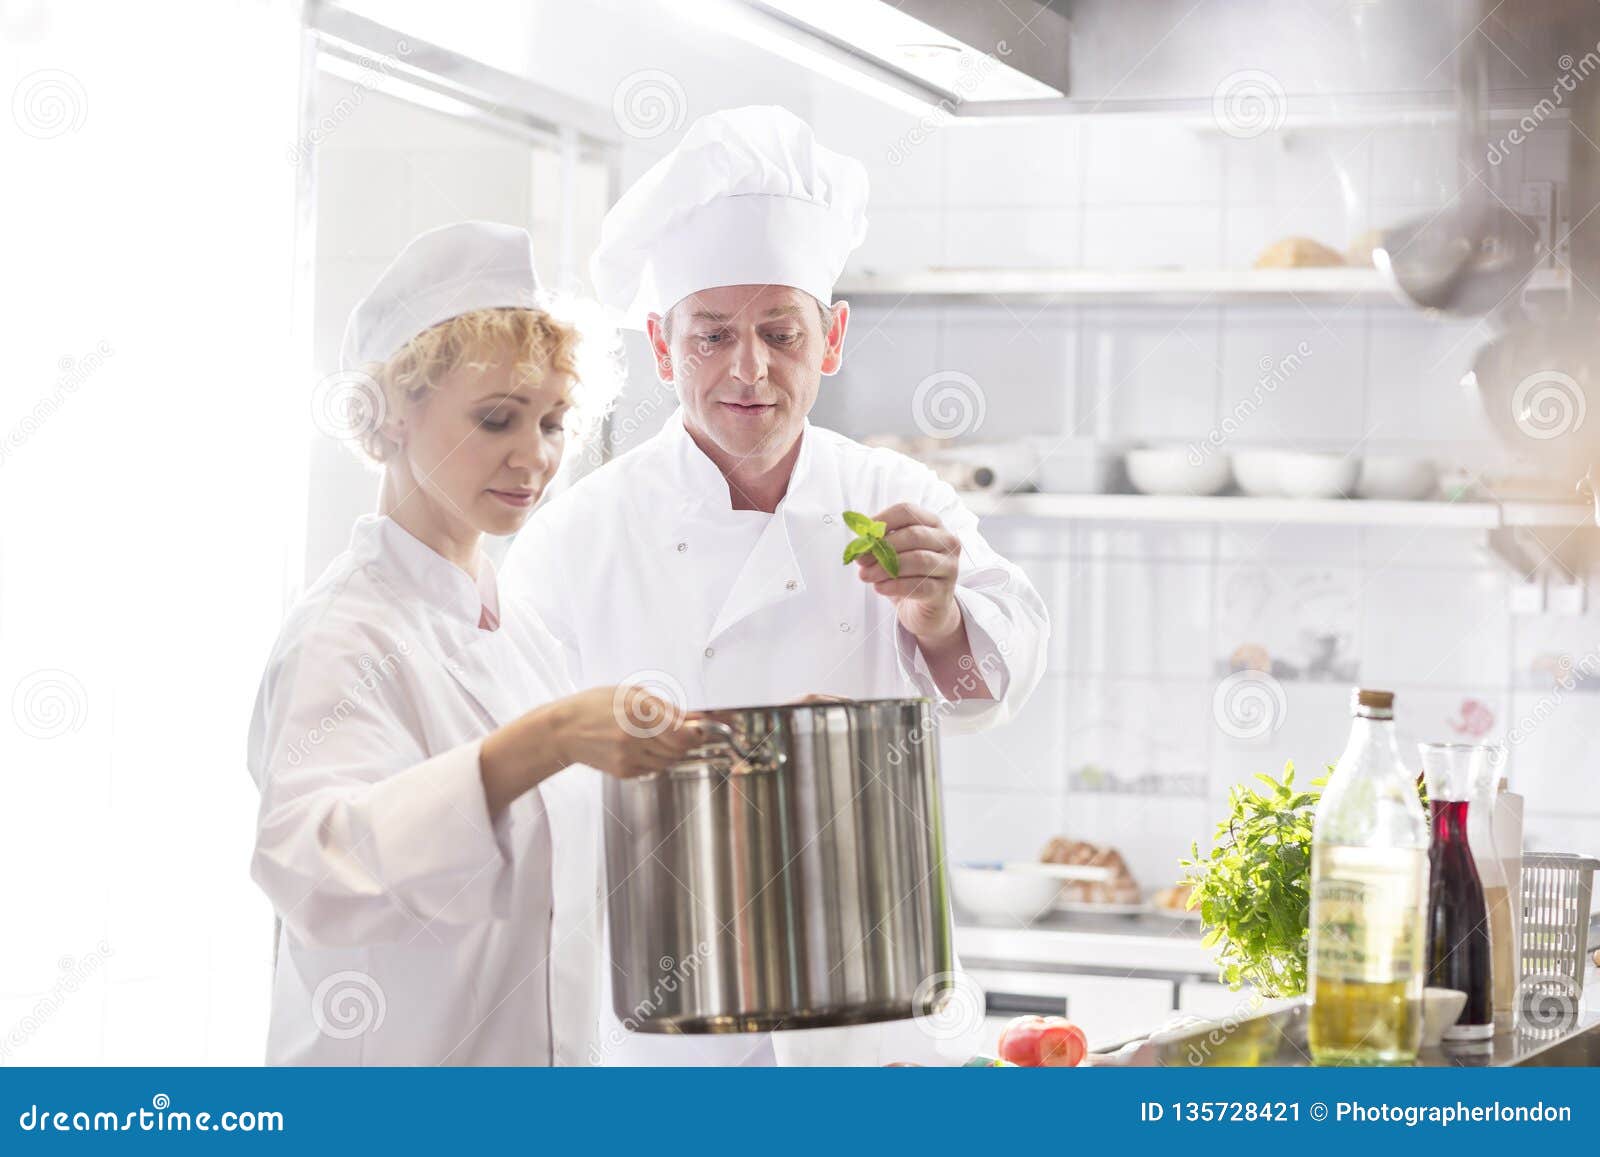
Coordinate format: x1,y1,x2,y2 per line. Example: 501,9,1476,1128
1353,688,1395,718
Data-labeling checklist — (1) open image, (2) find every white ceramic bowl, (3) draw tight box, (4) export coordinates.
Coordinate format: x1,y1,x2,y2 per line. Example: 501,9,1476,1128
1232,449,1286,497
1421,987,1468,1047
1274,450,1359,499
950,865,1062,924
1356,455,1437,500
1125,445,1232,496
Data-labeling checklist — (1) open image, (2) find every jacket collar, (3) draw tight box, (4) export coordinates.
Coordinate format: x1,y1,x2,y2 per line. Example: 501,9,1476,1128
659,407,824,517
348,514,496,630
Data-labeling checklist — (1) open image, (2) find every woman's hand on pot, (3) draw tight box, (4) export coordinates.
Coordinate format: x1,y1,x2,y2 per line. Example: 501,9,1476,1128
552,686,707,778
480,688,705,814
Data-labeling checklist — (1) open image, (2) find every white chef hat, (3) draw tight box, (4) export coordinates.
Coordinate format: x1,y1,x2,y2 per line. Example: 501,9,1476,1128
340,221,543,370
591,105,869,327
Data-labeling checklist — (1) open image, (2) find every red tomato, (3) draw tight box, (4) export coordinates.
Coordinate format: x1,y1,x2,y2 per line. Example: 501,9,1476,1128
996,1015,1087,1068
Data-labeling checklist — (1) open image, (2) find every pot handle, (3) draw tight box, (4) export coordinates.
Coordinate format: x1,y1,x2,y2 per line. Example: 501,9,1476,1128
632,720,781,782
694,719,775,768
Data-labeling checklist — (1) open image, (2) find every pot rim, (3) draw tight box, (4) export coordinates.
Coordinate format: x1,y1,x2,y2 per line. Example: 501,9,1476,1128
693,695,931,717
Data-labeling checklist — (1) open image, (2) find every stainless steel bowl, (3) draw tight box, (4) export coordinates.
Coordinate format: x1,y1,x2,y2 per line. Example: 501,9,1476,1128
603,697,954,1033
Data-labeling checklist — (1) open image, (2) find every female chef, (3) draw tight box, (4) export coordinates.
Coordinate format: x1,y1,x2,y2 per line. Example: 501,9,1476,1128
246,221,701,1065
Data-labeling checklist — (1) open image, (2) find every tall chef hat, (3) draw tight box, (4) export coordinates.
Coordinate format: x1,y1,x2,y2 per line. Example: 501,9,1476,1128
591,105,869,328
340,221,543,370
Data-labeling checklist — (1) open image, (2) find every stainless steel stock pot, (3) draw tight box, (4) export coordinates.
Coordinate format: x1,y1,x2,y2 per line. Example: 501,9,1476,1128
603,697,954,1033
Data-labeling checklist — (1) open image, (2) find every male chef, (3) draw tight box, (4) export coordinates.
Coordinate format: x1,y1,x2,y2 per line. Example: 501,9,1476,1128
502,105,1049,1064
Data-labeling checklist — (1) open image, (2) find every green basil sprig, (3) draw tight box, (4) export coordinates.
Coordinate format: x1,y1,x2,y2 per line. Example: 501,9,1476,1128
840,510,899,578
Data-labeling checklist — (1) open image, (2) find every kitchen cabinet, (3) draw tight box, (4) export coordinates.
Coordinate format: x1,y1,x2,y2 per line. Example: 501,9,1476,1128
968,967,1175,1052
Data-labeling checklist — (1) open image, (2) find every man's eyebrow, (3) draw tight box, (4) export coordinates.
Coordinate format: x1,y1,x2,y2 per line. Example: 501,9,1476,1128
688,305,806,322
473,392,530,405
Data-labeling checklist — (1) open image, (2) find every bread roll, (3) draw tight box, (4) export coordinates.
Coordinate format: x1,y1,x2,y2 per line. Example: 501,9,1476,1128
1254,236,1345,269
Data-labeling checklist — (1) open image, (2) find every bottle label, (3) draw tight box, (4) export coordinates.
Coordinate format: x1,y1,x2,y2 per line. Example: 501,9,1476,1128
1312,876,1418,983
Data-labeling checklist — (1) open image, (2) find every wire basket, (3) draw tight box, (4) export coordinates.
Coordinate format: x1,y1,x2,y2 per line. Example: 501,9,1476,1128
1519,852,1598,1035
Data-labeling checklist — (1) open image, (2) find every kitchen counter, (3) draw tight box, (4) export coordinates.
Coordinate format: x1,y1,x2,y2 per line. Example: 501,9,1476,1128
1109,991,1600,1067
956,910,1216,978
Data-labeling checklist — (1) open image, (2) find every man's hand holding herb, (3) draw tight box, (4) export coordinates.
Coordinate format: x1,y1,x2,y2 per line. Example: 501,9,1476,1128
846,503,992,702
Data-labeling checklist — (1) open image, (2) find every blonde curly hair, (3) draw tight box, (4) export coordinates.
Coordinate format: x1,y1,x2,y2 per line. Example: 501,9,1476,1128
357,303,619,464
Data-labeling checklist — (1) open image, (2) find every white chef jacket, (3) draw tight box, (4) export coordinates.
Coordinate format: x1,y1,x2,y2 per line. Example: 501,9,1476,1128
501,409,1049,1065
247,514,603,1065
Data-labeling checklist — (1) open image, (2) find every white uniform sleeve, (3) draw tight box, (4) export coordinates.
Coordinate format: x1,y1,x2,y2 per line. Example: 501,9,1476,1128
889,462,1050,734
248,634,515,949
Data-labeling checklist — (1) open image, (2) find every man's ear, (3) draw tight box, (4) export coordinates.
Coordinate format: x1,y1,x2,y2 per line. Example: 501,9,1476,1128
645,312,673,382
819,300,849,376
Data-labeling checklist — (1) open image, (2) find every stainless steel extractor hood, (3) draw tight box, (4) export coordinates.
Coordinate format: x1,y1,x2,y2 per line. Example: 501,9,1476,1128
735,0,1580,122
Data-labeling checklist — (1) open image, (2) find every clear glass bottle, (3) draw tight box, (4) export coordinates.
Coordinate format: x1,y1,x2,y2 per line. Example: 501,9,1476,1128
1308,689,1430,1065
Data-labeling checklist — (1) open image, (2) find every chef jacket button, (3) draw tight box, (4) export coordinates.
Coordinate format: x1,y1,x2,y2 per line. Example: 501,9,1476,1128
839,621,851,633
704,646,715,658
785,579,797,591
676,541,687,553
822,514,834,524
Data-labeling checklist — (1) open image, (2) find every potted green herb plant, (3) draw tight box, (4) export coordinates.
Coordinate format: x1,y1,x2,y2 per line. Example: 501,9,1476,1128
1180,762,1322,998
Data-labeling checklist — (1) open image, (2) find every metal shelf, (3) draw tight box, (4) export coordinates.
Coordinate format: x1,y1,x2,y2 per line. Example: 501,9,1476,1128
965,492,1591,530
836,267,1571,306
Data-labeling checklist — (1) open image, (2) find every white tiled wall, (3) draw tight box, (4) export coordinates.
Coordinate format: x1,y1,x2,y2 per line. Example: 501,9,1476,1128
810,100,1598,898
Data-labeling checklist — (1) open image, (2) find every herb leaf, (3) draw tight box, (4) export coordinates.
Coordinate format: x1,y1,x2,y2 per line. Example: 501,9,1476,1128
840,510,900,576
842,510,876,536
869,538,900,578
